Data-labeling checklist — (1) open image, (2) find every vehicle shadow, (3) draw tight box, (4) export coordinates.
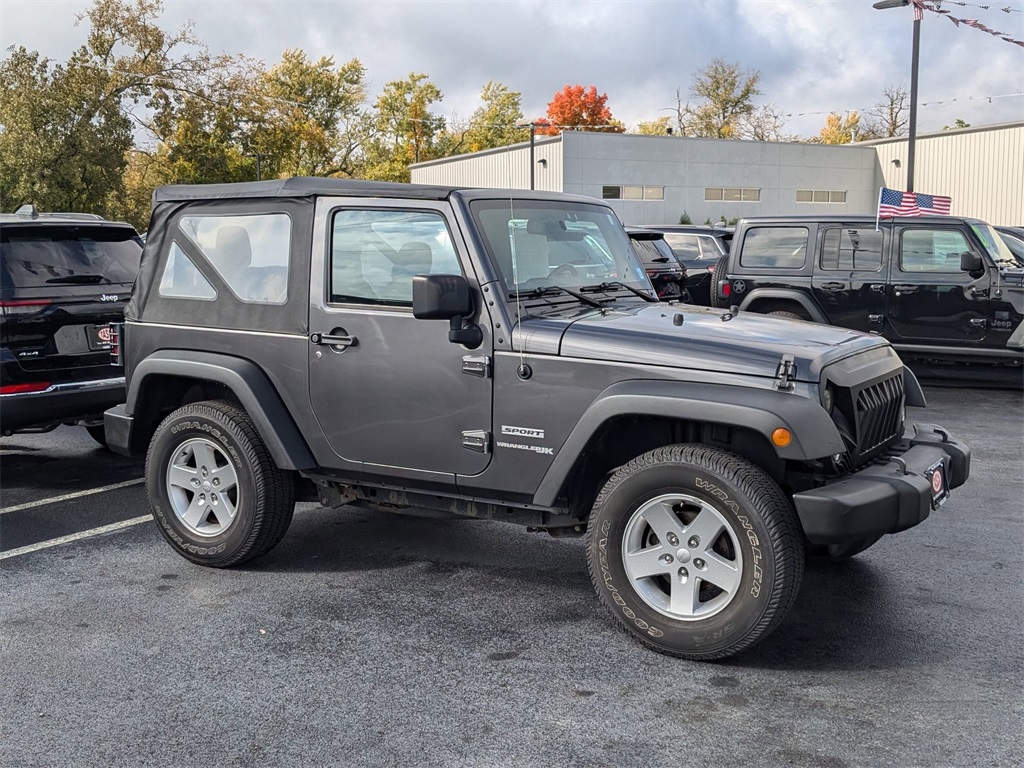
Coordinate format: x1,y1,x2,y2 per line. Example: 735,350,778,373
734,557,931,672
247,508,937,670
243,506,592,594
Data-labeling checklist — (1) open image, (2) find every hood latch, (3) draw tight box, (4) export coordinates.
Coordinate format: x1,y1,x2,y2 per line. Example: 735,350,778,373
775,354,796,391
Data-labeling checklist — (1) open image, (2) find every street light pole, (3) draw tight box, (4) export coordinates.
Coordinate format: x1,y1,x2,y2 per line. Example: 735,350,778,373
907,13,921,192
873,0,921,191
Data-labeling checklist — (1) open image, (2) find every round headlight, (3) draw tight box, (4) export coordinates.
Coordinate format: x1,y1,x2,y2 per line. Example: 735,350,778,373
821,383,835,414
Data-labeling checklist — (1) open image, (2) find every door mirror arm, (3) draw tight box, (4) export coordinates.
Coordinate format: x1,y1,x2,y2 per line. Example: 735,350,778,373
413,273,483,348
448,316,483,349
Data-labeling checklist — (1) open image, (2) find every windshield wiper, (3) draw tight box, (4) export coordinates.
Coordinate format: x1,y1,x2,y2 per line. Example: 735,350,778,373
582,281,659,303
45,274,106,284
513,285,604,308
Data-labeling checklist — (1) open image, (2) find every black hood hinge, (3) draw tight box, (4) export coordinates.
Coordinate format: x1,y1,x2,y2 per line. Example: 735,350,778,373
774,354,797,391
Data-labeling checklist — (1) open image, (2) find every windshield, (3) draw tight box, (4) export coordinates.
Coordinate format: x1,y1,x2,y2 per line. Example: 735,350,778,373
469,199,653,296
971,222,1023,269
996,229,1024,265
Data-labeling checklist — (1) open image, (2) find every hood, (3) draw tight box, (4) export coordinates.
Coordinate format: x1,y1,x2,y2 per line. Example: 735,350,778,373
514,303,890,382
999,268,1024,287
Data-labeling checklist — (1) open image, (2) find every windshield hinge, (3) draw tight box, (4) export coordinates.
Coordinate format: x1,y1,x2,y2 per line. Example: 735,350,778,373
774,354,797,391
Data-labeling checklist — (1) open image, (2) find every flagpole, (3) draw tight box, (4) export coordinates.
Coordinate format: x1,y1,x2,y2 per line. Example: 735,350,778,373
876,187,883,231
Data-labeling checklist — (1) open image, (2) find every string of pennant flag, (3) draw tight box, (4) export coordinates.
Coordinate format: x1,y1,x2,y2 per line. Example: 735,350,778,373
915,0,1024,46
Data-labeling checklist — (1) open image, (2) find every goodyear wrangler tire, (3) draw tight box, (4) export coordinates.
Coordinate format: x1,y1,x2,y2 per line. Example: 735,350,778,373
585,444,804,660
146,400,296,568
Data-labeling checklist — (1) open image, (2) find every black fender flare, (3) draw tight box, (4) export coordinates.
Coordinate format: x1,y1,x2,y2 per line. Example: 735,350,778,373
738,288,829,324
126,350,316,470
532,380,844,507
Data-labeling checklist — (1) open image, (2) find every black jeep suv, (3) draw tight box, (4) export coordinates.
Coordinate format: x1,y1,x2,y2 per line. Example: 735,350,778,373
708,215,1023,377
1,207,143,444
625,227,688,299
636,225,733,306
106,178,969,661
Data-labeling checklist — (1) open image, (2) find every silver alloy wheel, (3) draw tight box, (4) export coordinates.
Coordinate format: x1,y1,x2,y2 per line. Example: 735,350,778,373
622,492,744,621
166,437,240,537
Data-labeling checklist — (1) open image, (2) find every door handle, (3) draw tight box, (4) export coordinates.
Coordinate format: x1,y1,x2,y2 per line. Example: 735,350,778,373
820,282,847,291
893,285,918,295
310,332,358,349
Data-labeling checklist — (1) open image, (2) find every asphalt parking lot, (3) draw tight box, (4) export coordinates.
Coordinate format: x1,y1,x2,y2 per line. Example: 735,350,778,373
1,385,1021,768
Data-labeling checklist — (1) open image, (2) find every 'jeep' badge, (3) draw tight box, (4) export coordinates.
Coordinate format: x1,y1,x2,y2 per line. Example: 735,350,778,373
100,294,120,302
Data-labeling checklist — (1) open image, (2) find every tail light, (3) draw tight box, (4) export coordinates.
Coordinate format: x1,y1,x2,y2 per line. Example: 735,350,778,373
108,322,124,366
718,281,731,300
0,382,52,395
0,299,52,316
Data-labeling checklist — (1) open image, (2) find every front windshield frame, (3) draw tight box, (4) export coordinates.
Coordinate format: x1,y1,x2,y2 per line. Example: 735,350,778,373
971,222,1023,269
468,198,655,299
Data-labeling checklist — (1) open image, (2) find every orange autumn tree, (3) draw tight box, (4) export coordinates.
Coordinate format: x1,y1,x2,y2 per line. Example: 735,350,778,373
534,84,623,135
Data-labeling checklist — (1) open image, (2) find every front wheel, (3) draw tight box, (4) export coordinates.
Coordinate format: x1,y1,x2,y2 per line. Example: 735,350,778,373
586,444,804,660
146,400,296,567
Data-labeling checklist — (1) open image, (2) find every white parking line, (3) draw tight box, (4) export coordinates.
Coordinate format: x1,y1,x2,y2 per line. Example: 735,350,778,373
0,515,152,560
0,478,145,515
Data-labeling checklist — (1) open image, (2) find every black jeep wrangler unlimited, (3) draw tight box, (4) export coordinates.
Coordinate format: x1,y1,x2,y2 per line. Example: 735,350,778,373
708,215,1023,376
105,179,970,660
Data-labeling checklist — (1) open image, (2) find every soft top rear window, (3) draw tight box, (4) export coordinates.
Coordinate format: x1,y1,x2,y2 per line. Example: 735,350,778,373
1,225,142,290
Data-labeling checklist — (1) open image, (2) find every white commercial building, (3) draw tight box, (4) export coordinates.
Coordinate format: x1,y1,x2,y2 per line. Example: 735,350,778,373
410,121,1022,227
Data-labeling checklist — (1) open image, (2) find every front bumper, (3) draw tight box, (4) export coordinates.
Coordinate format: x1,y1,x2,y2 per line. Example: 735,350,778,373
793,422,970,545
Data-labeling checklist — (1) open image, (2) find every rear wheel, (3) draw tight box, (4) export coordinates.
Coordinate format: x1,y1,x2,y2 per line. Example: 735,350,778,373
586,444,804,660
767,310,805,321
146,399,295,567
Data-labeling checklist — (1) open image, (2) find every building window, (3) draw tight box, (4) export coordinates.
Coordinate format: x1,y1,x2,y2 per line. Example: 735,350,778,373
796,189,847,204
602,185,665,201
705,187,759,202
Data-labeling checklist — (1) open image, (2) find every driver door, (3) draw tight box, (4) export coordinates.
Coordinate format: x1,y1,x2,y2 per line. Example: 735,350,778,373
307,200,493,483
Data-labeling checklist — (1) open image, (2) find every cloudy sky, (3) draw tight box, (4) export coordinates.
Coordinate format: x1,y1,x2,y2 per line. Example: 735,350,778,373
2,0,1023,139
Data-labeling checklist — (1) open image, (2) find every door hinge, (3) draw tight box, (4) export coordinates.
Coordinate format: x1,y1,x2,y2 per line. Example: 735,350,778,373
462,430,491,453
462,355,491,378
774,354,796,391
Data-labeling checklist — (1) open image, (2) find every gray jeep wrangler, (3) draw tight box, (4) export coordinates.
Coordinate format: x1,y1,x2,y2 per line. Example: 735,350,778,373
105,178,970,660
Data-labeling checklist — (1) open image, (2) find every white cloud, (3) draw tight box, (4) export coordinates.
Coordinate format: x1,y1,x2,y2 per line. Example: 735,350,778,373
1,0,1021,138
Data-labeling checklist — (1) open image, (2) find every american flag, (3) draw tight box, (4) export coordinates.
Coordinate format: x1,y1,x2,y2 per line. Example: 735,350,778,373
877,187,952,218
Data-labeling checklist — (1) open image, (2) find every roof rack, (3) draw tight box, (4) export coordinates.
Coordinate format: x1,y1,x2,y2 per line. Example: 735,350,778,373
10,204,105,221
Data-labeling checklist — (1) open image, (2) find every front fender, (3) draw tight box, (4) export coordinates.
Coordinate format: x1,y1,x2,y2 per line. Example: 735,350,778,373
532,379,843,507
126,350,316,470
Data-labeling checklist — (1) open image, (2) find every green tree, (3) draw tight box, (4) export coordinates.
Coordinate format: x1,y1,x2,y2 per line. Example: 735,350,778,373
254,50,368,178
943,118,971,131
362,73,445,182
0,0,222,215
634,116,673,136
454,81,528,153
678,59,762,139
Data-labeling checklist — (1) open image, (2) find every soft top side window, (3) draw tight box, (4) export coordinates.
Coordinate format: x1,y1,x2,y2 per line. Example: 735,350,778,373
738,227,808,269
174,213,291,304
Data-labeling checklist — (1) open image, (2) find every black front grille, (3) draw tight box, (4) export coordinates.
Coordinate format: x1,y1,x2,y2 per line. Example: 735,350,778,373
854,373,904,459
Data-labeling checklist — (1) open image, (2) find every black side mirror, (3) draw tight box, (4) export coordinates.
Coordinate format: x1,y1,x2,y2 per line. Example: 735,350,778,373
959,251,985,278
412,274,482,349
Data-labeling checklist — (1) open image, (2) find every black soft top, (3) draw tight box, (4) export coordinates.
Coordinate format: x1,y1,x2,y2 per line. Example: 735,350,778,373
152,177,467,203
